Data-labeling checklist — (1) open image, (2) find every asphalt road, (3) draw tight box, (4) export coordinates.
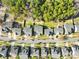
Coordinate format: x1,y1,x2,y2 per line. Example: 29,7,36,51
0,36,79,44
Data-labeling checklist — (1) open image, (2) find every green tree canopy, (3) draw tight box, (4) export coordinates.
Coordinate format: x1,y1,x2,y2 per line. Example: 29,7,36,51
1,0,77,22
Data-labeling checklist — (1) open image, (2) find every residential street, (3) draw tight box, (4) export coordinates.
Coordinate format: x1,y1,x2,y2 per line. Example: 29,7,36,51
0,36,79,44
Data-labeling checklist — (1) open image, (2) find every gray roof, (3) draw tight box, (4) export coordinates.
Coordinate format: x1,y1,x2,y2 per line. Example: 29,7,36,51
23,26,32,36
54,27,63,35
74,0,79,8
34,25,43,35
41,47,48,57
0,46,8,57
12,28,21,35
71,45,79,57
51,47,61,58
75,24,79,32
64,24,73,34
61,47,72,57
2,22,12,28
2,27,9,33
19,47,29,59
44,28,53,36
9,46,19,57
2,22,12,33
31,47,39,57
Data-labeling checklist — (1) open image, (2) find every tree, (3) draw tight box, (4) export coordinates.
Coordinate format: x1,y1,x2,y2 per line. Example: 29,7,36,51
1,0,77,22
1,0,29,27
31,0,76,22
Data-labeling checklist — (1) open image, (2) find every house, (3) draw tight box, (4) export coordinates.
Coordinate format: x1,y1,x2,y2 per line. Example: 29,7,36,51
0,46,8,57
64,24,74,34
19,47,29,59
30,47,39,57
71,45,79,57
23,26,32,36
2,22,12,28
61,46,72,57
9,46,19,57
41,47,48,57
12,28,21,36
75,23,79,32
54,26,63,35
44,28,54,36
2,22,12,33
74,0,79,8
34,25,43,36
51,47,61,58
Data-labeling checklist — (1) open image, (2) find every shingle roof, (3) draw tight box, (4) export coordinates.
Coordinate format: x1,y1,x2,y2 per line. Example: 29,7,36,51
2,22,12,28
12,28,21,35
64,24,73,34
61,47,72,57
41,47,48,57
34,25,43,35
2,22,12,33
9,46,19,57
51,47,61,58
0,46,8,57
54,27,63,35
19,47,29,59
72,45,79,57
23,26,32,36
31,47,39,56
44,28,53,36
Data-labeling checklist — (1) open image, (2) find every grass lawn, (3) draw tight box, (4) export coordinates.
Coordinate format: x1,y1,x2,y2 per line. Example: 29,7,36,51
35,43,41,48
31,56,39,59
37,35,49,40
0,57,6,59
0,41,4,46
0,56,74,59
74,17,79,23
24,43,31,47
